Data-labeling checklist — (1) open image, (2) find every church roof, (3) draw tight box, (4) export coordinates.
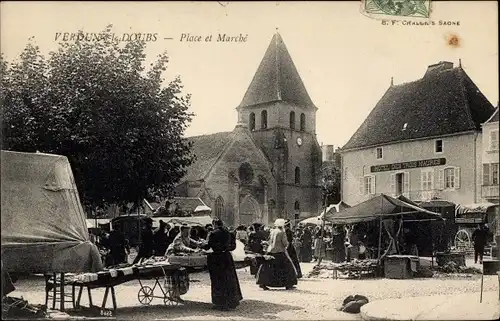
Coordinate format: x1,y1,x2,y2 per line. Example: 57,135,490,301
485,107,499,123
342,62,495,151
182,131,234,182
238,32,316,110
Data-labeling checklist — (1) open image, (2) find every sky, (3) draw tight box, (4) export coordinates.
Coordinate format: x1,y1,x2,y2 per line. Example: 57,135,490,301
1,1,498,149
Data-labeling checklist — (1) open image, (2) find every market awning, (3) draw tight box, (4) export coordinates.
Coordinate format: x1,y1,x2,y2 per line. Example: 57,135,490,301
455,203,499,216
324,201,351,216
194,205,212,213
152,215,213,227
86,218,111,229
1,150,103,273
324,194,442,224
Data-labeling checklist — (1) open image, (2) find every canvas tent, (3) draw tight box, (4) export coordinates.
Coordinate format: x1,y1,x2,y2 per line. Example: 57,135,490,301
324,194,442,224
300,202,351,226
1,151,103,273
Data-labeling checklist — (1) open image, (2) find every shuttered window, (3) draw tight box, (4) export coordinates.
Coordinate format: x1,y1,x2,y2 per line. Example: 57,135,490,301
490,130,499,151
483,163,499,185
438,167,460,190
360,175,376,195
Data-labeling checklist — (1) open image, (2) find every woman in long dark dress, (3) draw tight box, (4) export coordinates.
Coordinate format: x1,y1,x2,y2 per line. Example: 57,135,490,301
203,219,243,311
299,228,313,262
285,220,302,278
256,219,298,290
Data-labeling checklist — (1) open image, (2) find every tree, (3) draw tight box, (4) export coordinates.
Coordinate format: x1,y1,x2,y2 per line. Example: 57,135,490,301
1,26,195,213
320,161,341,206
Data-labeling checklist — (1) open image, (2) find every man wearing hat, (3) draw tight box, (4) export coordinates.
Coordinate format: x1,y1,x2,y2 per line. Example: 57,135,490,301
256,218,298,290
248,223,267,275
133,217,155,264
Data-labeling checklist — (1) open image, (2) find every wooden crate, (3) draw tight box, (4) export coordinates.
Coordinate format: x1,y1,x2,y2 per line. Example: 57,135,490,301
384,257,413,279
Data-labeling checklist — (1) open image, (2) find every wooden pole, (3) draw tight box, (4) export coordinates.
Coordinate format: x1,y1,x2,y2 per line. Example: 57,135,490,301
316,197,328,267
480,274,484,303
377,216,383,263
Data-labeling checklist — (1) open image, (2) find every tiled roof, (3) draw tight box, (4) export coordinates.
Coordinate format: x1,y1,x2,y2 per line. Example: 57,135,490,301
167,197,207,214
342,63,495,151
485,107,499,123
181,131,234,182
238,32,316,109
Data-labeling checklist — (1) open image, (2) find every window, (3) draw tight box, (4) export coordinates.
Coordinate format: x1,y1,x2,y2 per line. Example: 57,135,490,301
435,139,443,153
444,168,454,189
289,111,295,130
239,162,254,184
421,169,434,191
360,175,376,195
249,113,255,131
376,147,383,159
390,172,409,197
294,167,301,184
215,197,224,219
483,163,499,185
300,113,306,131
261,110,268,129
438,167,460,190
490,130,499,151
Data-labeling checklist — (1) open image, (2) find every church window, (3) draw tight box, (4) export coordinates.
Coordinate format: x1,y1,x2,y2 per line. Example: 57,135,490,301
289,111,295,130
294,167,301,184
215,196,225,219
249,113,256,131
300,113,306,131
261,110,268,129
239,162,254,184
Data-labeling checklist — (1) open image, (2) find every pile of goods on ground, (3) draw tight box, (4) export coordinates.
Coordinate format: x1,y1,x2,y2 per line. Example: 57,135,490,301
2,296,47,319
433,261,482,278
306,264,336,279
307,260,379,279
338,294,370,314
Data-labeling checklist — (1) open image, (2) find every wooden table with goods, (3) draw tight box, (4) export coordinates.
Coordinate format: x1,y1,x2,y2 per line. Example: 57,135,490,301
45,253,256,315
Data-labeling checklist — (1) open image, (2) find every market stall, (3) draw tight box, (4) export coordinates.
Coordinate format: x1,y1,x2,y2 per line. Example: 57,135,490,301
322,194,442,279
1,150,104,316
47,251,267,313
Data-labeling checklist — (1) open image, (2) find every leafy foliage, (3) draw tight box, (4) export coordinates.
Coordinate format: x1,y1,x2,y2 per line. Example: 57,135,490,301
1,26,195,212
320,161,341,205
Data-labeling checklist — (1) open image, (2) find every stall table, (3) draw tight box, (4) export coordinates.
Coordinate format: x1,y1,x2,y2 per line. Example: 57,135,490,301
45,256,254,314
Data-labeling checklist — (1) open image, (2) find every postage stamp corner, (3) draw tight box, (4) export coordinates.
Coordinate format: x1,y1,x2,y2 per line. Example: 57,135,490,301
361,0,432,20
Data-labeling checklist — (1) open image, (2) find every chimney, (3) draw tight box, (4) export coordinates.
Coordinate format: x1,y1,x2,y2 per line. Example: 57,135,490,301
321,145,335,162
424,61,454,77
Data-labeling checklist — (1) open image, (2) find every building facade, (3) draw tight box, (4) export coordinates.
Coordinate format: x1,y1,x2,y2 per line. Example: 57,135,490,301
340,61,496,206
480,107,499,204
175,32,323,226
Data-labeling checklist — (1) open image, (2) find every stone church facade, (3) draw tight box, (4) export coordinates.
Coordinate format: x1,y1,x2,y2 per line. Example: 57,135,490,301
175,32,323,226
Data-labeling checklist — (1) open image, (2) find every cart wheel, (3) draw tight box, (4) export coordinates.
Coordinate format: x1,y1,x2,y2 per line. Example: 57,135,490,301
164,290,180,306
137,286,154,305
454,230,471,249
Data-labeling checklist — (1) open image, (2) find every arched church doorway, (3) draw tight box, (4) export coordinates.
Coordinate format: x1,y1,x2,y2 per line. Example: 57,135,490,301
239,194,261,226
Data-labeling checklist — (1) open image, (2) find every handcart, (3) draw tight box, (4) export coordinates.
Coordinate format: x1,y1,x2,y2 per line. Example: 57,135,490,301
135,264,189,306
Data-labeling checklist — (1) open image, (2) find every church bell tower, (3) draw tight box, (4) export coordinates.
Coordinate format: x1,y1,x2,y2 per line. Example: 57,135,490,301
236,31,322,222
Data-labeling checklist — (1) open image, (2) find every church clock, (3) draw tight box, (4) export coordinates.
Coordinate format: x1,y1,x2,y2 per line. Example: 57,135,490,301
296,137,303,146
